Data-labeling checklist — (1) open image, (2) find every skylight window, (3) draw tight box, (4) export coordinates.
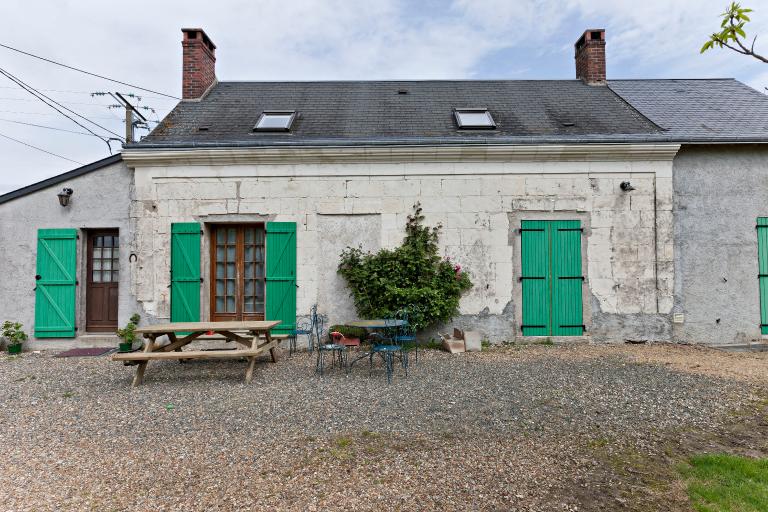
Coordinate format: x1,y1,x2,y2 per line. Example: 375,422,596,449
454,108,496,129
254,111,296,131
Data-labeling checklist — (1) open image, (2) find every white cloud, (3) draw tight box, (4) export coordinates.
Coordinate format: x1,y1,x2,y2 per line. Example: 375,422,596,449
0,0,767,193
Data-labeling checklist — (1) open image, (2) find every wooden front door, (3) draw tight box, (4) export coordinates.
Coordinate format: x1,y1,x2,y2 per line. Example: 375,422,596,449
210,224,266,322
86,230,119,331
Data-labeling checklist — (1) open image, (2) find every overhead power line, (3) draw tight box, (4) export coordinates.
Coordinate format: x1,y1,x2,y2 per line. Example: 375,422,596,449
0,42,180,100
0,118,99,136
0,66,124,148
0,130,83,165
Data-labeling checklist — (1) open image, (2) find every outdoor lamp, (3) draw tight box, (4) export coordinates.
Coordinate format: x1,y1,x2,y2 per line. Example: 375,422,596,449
619,181,636,192
57,187,73,207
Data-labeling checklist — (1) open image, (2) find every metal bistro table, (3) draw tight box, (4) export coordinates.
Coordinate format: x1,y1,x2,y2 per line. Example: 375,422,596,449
112,321,281,387
345,319,407,369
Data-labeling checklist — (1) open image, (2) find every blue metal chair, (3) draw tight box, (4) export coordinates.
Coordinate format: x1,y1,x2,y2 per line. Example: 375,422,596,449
289,304,317,355
315,315,347,376
368,319,408,384
394,307,419,362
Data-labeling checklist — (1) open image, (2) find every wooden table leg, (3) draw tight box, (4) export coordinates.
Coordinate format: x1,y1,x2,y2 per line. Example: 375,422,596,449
267,331,279,363
133,334,157,387
245,334,258,384
167,332,186,363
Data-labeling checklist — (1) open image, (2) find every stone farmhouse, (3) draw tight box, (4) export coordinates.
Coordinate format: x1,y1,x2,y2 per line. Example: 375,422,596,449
2,27,768,348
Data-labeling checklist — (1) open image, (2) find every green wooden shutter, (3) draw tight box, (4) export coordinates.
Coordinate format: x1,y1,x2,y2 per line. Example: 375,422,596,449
35,229,77,338
757,217,768,334
265,222,297,335
521,220,584,336
551,220,584,336
521,220,550,336
170,223,201,324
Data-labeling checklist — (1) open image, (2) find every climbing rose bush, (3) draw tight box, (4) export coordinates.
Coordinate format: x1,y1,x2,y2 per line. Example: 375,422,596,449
337,203,472,331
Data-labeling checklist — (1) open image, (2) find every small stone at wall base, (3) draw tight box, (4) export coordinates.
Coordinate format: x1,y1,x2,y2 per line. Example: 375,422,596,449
440,333,465,354
463,331,482,352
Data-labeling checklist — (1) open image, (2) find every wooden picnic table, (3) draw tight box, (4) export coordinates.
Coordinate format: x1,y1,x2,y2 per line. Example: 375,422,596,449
112,321,281,387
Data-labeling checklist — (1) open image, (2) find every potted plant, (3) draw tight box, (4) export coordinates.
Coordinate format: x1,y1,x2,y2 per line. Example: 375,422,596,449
2,321,28,355
328,325,368,345
116,314,141,353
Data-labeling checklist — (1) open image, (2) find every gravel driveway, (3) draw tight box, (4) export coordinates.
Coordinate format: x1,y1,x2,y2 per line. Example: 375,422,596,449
0,343,766,511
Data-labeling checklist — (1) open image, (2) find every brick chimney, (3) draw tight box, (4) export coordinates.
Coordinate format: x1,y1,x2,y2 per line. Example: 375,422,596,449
575,29,606,85
181,28,217,100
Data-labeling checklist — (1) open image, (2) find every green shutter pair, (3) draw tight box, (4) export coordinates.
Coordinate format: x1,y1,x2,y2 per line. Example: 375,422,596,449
170,222,297,335
520,220,584,336
757,218,768,334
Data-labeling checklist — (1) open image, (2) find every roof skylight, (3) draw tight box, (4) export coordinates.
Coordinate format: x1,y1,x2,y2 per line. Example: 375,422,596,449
454,108,496,129
254,111,296,131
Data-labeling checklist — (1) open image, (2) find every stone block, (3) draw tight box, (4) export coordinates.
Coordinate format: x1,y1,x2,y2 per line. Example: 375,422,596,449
463,331,483,352
442,178,482,197
440,333,465,354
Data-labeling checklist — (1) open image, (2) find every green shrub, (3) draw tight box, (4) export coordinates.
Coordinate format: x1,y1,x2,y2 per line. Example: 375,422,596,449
1,321,28,347
337,203,472,331
117,314,141,344
328,325,368,339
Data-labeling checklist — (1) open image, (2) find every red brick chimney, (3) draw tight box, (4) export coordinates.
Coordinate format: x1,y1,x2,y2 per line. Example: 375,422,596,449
181,28,217,100
575,29,606,85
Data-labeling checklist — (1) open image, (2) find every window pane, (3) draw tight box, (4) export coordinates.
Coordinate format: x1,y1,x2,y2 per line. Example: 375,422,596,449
93,260,102,270
226,246,235,262
93,271,101,282
216,263,225,279
226,280,236,296
93,248,102,259
244,229,254,244
244,246,254,261
255,263,264,277
216,246,225,261
245,280,254,296
244,263,254,279
95,236,103,247
227,228,236,244
103,260,112,271
256,280,265,298
226,262,236,278
215,296,225,312
255,302,264,314
256,247,264,262
112,236,119,248
456,110,494,127
217,229,225,243
216,280,225,295
244,297,255,313
255,229,264,244
102,248,112,260
255,113,293,130
104,236,113,248
226,296,236,313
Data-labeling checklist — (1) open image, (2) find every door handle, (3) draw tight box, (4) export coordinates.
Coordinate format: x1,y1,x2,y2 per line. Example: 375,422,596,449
35,275,41,280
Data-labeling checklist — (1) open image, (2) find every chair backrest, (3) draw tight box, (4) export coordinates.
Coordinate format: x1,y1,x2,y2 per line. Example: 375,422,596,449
329,331,343,343
314,313,326,342
368,331,390,347
395,308,416,337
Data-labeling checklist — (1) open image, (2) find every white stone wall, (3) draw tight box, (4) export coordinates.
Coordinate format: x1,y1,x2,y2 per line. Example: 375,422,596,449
128,156,674,341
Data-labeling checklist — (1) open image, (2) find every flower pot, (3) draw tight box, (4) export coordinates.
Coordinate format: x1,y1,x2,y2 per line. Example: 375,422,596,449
7,343,22,355
118,341,133,353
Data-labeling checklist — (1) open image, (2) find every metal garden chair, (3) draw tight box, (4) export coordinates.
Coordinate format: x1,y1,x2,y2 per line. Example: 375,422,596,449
315,316,347,376
290,304,318,355
394,307,419,362
368,319,408,384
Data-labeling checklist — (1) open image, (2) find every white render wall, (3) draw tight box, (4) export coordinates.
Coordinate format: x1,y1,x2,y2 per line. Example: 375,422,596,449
128,154,674,342
0,160,137,348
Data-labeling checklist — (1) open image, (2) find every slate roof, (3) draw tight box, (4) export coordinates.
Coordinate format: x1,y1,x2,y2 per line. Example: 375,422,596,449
607,79,768,142
134,78,768,148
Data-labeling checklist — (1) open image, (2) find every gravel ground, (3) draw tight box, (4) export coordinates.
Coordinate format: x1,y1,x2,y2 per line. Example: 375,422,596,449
0,343,766,511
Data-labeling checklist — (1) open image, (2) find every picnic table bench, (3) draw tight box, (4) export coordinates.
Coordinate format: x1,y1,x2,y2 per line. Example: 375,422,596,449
112,321,282,387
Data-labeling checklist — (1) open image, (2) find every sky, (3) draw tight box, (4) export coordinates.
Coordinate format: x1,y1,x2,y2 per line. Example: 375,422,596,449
1,0,767,194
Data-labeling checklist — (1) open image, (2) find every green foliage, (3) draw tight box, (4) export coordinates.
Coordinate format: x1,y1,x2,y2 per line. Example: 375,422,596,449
701,3,763,59
337,203,472,331
328,325,368,339
679,453,768,511
116,314,141,344
1,321,28,346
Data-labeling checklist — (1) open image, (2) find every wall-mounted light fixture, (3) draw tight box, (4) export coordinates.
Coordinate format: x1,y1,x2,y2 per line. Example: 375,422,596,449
619,181,635,192
57,187,73,207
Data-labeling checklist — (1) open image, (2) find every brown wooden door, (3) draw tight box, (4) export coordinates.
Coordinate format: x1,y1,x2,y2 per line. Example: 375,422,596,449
86,230,119,332
210,224,266,322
